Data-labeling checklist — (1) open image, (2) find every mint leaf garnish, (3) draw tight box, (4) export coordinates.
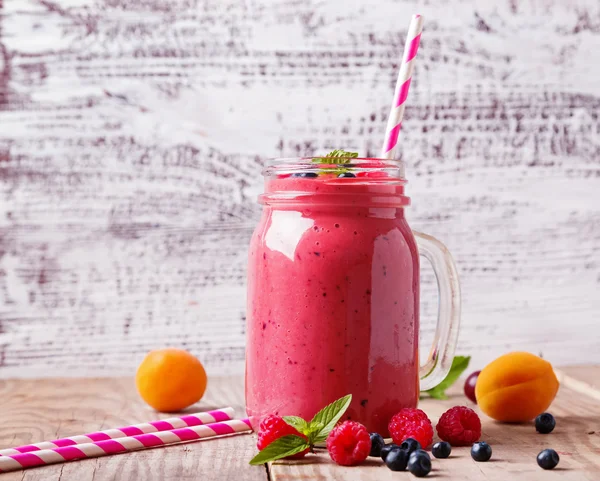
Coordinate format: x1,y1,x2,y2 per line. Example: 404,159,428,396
249,394,352,465
421,356,471,400
283,416,309,434
313,150,359,175
303,422,324,440
248,435,310,466
316,149,359,162
308,394,352,443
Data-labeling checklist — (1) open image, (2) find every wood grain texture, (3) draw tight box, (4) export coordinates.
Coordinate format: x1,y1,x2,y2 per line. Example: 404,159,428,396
0,376,265,481
1,370,599,480
556,366,600,401
0,0,599,376
270,368,600,480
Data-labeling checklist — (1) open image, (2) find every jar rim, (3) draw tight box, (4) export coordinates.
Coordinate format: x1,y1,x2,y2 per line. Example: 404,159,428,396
265,156,404,164
263,157,405,178
260,157,409,208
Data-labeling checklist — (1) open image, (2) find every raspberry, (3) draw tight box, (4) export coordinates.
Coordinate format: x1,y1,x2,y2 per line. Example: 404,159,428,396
257,415,309,459
388,408,434,448
326,421,372,466
436,406,482,446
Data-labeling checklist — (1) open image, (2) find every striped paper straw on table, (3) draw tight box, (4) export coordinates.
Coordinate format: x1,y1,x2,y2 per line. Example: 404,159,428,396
381,14,424,159
0,407,235,456
0,418,252,473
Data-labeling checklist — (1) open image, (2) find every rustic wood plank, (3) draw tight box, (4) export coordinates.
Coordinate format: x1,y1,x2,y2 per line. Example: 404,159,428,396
270,371,600,480
556,366,600,401
0,376,266,481
1,372,599,479
0,0,599,377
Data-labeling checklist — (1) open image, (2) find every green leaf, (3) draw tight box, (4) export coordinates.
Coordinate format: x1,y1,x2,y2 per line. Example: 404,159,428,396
313,149,358,175
422,355,471,400
313,150,359,174
316,149,359,163
249,435,310,466
304,422,324,439
308,394,352,443
282,416,309,434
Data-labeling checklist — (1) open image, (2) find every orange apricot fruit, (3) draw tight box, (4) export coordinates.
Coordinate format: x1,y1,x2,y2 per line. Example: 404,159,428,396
136,348,207,412
475,352,559,422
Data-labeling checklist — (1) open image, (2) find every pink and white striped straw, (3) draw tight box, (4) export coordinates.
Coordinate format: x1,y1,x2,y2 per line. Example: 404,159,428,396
0,418,252,473
0,407,235,456
381,14,424,159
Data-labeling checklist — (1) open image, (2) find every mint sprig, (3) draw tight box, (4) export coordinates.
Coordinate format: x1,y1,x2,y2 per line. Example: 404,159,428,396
315,149,359,162
421,355,471,400
282,416,309,433
249,394,352,465
249,435,310,465
308,394,352,443
313,149,359,175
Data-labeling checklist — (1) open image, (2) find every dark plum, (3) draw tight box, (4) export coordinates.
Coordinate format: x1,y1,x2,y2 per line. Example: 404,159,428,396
464,370,480,403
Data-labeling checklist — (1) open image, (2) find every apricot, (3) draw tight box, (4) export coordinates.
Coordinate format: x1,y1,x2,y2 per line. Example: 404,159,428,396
136,348,207,412
475,352,559,422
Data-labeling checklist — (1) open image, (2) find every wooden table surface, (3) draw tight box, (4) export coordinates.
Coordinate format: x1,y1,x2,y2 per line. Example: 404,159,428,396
0,366,599,480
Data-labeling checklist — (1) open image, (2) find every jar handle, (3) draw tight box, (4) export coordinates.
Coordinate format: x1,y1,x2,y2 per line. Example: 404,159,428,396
413,231,461,391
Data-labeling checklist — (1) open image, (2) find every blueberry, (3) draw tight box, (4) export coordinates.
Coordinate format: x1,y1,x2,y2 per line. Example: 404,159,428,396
408,450,431,477
369,433,385,457
432,441,451,459
400,437,422,454
537,449,559,470
380,443,399,461
535,413,556,434
338,172,356,178
385,448,409,471
291,172,318,178
471,442,492,462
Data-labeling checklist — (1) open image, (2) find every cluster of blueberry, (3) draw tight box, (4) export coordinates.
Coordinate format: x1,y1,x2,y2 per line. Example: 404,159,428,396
366,411,559,477
370,435,439,477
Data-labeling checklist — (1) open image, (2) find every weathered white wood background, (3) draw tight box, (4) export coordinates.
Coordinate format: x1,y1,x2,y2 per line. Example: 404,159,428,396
0,0,598,378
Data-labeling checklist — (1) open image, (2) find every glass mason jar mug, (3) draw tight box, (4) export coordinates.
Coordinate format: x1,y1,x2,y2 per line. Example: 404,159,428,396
245,158,460,434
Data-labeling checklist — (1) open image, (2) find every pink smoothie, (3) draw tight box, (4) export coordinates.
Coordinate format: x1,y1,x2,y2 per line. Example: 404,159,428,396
246,173,419,434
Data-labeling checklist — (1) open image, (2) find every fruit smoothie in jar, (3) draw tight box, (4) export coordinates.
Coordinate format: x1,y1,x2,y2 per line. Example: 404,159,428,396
246,158,460,434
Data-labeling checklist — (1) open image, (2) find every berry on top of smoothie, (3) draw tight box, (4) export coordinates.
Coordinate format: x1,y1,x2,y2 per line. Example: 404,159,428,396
291,172,318,178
